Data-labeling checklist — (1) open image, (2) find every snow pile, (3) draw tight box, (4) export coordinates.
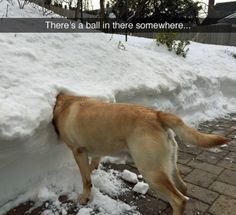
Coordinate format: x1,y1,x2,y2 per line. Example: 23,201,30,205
92,168,127,197
1,164,137,215
38,186,138,215
1,0,236,213
121,170,139,184
86,189,138,215
0,0,59,18
0,33,235,142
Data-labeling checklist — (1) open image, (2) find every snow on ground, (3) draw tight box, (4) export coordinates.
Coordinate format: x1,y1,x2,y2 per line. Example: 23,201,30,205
0,0,59,18
0,0,236,214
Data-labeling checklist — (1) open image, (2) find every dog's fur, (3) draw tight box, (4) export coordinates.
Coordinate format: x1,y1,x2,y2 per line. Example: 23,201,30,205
53,94,229,215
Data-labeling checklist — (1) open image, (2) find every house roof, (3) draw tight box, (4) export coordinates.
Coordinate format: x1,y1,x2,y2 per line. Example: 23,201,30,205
203,1,236,25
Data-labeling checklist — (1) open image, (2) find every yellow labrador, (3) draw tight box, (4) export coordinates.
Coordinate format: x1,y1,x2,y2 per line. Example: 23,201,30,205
53,94,229,215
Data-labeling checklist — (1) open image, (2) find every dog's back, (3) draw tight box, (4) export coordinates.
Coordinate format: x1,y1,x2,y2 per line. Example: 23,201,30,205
53,94,229,151
53,94,165,155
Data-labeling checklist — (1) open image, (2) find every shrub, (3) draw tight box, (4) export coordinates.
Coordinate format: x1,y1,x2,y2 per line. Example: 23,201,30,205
156,32,190,58
224,49,236,59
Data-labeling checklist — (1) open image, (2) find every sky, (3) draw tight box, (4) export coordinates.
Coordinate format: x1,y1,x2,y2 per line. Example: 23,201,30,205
90,0,236,9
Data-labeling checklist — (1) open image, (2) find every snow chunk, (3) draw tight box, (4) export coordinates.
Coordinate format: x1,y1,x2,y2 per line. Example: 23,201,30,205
220,144,228,148
121,170,138,184
42,210,55,215
77,208,93,215
37,187,57,202
132,182,149,195
138,175,143,180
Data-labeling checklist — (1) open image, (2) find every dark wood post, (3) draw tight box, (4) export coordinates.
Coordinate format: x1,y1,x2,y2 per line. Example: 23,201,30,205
125,0,128,41
80,0,83,22
208,0,215,14
75,0,80,20
100,0,105,19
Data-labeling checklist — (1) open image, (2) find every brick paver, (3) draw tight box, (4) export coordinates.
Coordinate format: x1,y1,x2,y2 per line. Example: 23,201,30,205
209,195,236,215
187,159,224,175
183,198,209,215
4,114,236,215
187,183,219,204
184,169,218,188
209,181,236,198
196,151,222,164
217,159,236,171
218,169,236,186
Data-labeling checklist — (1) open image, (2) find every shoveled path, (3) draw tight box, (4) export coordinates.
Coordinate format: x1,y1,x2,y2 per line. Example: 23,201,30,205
5,114,236,215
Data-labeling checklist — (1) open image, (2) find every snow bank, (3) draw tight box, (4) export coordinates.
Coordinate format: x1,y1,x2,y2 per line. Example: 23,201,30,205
1,0,236,213
0,0,59,18
1,32,236,141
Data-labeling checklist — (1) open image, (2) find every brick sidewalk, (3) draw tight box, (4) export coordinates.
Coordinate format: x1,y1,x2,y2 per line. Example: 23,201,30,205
5,114,236,215
116,113,236,215
177,113,236,215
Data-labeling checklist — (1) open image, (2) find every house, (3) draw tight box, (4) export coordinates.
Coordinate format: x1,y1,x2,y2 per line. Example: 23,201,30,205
203,1,236,25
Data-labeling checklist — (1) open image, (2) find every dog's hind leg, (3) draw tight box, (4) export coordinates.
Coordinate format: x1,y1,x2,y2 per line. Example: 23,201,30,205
128,133,186,215
90,156,101,172
168,131,187,195
151,172,187,215
72,147,92,205
172,166,187,195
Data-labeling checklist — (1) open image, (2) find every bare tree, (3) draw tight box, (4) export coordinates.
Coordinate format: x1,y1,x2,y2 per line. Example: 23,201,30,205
1,4,9,17
17,0,28,9
74,0,79,19
100,0,105,19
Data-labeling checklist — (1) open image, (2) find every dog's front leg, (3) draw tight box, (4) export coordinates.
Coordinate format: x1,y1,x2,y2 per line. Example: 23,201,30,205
72,147,92,205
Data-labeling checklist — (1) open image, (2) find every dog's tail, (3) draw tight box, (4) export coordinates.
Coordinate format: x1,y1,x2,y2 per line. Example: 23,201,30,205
157,111,229,148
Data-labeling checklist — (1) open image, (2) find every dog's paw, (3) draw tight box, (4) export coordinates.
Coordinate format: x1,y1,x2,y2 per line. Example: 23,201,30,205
78,193,90,205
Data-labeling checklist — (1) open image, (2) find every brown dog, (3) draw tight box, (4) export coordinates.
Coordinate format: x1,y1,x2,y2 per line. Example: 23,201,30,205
53,94,229,215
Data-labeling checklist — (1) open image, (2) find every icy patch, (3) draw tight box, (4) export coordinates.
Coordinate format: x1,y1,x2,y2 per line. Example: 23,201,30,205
121,170,138,184
132,182,149,195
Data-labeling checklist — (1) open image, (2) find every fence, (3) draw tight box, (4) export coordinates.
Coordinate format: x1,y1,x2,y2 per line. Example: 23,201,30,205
132,24,236,46
46,5,98,19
